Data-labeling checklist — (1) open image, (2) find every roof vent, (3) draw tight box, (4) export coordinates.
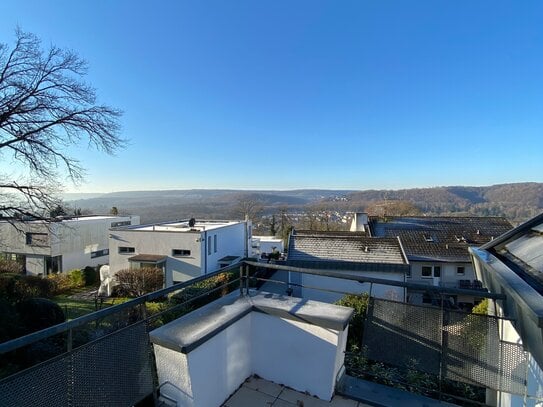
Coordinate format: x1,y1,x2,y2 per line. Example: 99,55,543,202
424,234,434,242
476,229,480,235
364,246,369,252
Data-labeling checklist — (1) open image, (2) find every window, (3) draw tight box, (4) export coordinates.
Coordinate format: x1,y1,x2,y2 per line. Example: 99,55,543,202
208,236,212,255
172,249,191,257
421,266,432,277
422,265,441,278
45,255,62,274
456,266,465,276
91,249,109,258
406,267,411,278
111,220,131,227
214,235,217,253
118,246,135,254
25,232,49,246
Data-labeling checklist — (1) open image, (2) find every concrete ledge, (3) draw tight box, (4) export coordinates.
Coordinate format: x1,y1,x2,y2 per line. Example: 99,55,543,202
149,290,354,354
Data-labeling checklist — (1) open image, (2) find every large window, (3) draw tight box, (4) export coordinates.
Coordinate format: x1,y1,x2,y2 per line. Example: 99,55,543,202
421,265,441,278
208,236,212,255
45,255,62,274
118,246,135,254
214,235,217,253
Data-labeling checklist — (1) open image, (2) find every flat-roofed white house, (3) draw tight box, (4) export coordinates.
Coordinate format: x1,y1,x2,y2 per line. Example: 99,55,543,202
0,215,140,276
108,219,251,287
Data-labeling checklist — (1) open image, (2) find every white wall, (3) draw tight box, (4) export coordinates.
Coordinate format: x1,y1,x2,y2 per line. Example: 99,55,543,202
300,272,405,303
154,314,252,407
204,223,248,273
153,307,349,406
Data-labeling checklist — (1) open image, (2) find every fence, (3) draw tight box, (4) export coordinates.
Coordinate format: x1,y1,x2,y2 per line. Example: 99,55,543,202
0,260,536,407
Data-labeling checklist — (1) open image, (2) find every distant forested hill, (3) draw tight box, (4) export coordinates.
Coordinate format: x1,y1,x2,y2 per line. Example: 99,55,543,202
64,183,543,224
344,183,543,223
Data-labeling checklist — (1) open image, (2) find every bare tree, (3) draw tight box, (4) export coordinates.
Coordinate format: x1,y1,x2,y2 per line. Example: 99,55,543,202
233,196,263,222
0,29,123,220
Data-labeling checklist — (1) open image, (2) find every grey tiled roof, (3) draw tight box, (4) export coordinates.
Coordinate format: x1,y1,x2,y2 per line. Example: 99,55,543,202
370,216,513,262
287,230,407,265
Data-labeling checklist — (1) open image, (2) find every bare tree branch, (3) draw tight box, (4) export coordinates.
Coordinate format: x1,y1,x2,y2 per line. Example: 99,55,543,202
0,28,124,221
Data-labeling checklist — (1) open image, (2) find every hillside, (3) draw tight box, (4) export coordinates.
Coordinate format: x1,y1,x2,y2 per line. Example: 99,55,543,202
64,183,543,224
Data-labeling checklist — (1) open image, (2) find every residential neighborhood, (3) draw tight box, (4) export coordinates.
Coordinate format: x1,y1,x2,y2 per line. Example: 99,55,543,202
1,2,543,407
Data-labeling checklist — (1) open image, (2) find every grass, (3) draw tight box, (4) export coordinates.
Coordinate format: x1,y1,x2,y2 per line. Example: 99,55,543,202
52,287,132,320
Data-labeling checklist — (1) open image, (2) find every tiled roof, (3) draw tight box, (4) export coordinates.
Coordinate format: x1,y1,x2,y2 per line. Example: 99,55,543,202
370,216,513,262
287,230,407,265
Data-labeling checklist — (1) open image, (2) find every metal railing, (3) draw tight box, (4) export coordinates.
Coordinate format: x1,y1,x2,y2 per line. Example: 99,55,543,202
0,259,538,407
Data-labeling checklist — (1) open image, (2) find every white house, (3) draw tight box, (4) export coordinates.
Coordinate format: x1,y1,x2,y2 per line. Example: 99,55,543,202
0,215,140,276
108,219,251,287
251,235,284,259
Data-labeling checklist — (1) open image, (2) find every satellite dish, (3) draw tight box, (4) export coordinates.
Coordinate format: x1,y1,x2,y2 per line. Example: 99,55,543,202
188,218,196,227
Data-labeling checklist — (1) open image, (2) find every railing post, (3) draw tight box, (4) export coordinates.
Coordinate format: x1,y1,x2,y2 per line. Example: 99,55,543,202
245,264,250,294
239,264,246,296
67,328,73,352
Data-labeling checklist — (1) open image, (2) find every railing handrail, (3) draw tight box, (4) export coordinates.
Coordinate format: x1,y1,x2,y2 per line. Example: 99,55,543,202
0,259,505,355
0,262,243,354
245,260,507,299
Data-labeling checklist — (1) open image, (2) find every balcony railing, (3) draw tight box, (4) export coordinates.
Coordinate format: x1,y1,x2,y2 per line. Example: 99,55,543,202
0,260,539,407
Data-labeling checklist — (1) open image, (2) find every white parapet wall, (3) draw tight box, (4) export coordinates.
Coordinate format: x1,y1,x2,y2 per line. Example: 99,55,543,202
149,291,353,407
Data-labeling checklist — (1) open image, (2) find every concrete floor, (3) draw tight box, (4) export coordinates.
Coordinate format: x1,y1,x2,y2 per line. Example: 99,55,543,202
222,376,371,407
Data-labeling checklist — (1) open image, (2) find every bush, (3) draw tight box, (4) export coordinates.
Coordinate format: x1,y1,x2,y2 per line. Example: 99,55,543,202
335,293,369,348
115,267,164,297
0,259,23,274
48,272,74,294
0,274,56,302
16,298,65,334
83,266,98,286
68,269,86,288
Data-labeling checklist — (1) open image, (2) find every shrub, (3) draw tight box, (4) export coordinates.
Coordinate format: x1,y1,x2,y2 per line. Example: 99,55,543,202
0,259,23,274
335,293,369,348
115,267,164,297
48,272,74,294
170,272,235,311
0,275,57,302
16,298,65,334
68,269,86,288
83,266,98,286
0,299,24,342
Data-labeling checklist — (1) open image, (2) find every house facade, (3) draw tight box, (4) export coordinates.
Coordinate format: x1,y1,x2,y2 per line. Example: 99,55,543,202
365,215,513,307
108,219,251,287
0,215,140,276
286,230,410,303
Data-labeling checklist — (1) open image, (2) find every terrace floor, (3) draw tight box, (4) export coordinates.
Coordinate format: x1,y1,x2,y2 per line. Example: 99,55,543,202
222,376,371,407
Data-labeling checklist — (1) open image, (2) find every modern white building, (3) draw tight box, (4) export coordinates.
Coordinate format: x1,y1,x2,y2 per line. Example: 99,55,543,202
251,235,284,259
0,215,140,276
108,219,251,287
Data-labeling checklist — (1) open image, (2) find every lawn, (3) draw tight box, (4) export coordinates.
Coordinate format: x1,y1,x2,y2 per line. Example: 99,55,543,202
52,288,132,320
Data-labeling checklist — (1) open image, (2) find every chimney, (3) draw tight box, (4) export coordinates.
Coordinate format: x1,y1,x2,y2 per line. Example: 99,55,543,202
350,212,369,233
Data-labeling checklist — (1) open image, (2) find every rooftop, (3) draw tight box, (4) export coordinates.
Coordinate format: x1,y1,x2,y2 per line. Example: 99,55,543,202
370,216,513,262
288,230,408,267
119,219,242,232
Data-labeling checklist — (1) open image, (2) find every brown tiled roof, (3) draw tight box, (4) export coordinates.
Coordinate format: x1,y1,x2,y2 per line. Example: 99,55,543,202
370,216,513,262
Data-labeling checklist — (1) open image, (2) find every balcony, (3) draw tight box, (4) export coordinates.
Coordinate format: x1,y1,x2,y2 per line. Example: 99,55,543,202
0,261,540,406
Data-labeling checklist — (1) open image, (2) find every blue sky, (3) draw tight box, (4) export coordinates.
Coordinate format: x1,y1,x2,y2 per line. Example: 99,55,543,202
1,1,542,192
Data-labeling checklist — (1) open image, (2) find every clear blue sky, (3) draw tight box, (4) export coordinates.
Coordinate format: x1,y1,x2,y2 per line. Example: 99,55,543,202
1,1,542,192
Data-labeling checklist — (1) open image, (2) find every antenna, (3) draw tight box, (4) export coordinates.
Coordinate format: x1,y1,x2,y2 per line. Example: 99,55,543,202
188,218,196,227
